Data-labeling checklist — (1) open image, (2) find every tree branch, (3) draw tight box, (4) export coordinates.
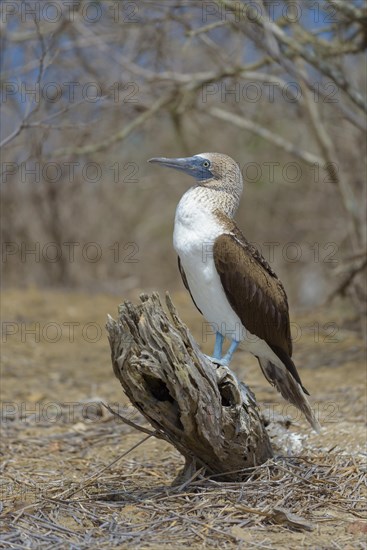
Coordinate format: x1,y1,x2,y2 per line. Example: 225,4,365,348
52,94,171,157
208,106,324,166
218,0,367,115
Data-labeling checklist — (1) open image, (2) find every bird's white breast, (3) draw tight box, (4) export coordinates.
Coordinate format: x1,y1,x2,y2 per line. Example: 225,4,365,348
173,189,286,368
173,190,243,340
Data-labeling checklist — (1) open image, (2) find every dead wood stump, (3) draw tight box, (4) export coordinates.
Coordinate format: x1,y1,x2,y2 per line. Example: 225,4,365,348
106,293,273,482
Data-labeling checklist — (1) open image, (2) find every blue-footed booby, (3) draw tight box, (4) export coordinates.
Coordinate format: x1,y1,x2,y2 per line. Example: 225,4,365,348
148,153,320,431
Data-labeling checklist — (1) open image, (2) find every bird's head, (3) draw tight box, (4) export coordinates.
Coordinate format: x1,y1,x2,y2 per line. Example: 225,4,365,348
148,153,243,193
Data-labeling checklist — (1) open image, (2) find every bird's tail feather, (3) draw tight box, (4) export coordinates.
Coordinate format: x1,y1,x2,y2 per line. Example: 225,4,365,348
258,358,321,432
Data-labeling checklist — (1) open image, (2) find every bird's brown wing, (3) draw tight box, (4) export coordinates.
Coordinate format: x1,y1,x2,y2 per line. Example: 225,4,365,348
213,229,293,358
214,230,319,426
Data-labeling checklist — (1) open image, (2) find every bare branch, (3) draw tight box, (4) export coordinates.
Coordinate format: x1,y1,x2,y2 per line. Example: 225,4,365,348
0,17,47,149
326,0,367,21
219,0,367,113
208,107,324,166
53,94,171,157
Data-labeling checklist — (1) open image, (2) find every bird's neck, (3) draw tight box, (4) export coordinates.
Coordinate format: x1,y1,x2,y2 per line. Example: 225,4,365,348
185,185,241,219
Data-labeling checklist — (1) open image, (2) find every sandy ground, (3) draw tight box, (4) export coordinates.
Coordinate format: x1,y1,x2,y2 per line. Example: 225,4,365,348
1,287,366,549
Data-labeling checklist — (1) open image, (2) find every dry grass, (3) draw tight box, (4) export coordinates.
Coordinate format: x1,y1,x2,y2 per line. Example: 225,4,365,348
1,412,366,549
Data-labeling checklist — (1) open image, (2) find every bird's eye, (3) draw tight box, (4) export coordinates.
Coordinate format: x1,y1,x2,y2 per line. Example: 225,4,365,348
203,160,210,168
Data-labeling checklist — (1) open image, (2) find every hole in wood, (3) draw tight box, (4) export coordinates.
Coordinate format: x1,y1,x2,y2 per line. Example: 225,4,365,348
218,382,237,407
142,374,174,403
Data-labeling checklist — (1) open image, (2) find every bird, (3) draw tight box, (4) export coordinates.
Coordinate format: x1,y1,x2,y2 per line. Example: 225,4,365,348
148,153,320,431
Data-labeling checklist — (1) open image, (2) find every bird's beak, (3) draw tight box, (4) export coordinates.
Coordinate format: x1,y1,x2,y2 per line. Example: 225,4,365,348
148,156,198,174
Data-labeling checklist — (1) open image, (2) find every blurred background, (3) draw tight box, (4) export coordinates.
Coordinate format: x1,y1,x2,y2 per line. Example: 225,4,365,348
1,0,366,320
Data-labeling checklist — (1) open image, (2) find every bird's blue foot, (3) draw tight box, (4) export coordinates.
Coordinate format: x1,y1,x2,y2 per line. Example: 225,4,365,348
221,339,240,365
206,336,240,366
213,332,224,360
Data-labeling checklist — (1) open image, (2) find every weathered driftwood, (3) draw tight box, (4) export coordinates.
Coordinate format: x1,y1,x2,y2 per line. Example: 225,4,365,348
106,293,273,482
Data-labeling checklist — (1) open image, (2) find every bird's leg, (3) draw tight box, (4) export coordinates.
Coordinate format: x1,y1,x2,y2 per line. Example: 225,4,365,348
213,332,224,360
205,332,224,364
206,335,239,366
220,339,240,366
